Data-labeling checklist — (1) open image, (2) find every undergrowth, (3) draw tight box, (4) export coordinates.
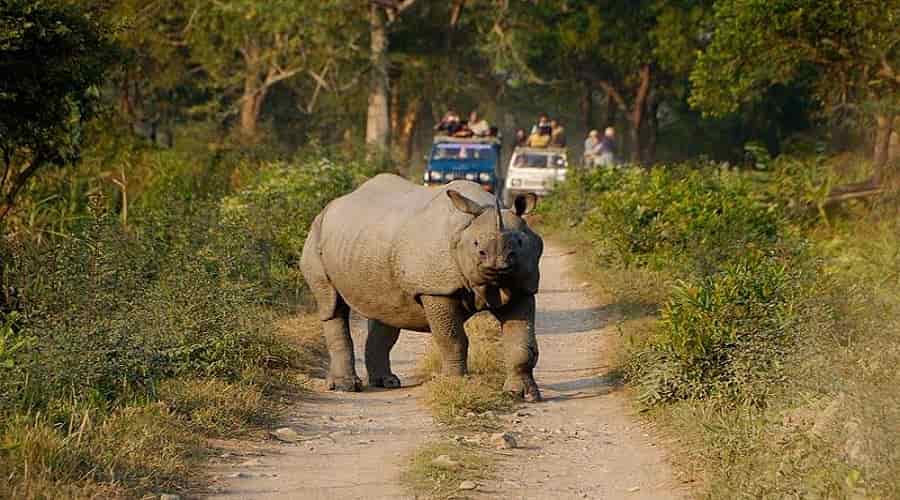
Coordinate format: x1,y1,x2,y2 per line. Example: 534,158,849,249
539,155,900,498
0,150,366,498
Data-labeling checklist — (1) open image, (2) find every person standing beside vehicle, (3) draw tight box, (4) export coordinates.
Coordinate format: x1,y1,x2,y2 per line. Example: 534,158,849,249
583,129,599,167
597,126,618,166
550,119,566,147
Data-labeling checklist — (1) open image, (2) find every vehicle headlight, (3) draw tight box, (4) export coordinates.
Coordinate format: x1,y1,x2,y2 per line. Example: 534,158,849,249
479,172,492,182
429,171,443,181
444,172,456,181
423,172,429,182
465,172,477,181
510,178,522,187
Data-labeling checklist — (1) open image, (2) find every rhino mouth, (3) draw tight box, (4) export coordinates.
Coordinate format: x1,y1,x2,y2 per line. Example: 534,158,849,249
479,264,516,284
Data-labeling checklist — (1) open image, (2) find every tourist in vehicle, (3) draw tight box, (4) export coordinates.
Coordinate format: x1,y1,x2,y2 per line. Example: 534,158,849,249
515,128,528,147
597,126,618,166
434,110,462,135
530,114,552,136
583,130,599,167
467,111,490,137
550,118,566,147
527,114,553,147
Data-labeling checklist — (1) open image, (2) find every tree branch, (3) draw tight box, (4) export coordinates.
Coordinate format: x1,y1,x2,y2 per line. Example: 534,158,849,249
597,81,628,113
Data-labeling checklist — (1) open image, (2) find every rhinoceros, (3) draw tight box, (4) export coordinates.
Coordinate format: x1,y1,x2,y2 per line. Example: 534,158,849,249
299,173,543,401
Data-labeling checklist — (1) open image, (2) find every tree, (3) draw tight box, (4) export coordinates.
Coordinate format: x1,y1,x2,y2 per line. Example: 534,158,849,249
691,0,900,181
365,0,420,160
485,0,709,164
0,0,119,221
182,0,360,140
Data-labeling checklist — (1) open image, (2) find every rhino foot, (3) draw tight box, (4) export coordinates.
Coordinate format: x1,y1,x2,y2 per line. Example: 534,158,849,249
327,374,363,392
503,376,543,403
369,373,401,389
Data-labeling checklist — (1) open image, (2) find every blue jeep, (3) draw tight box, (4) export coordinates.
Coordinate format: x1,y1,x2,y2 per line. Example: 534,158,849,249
422,136,501,193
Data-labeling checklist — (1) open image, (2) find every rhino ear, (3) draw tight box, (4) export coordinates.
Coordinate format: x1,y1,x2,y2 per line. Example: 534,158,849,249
446,190,485,216
513,193,538,216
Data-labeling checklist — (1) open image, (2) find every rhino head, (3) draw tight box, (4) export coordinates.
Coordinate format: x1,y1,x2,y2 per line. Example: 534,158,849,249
446,190,541,307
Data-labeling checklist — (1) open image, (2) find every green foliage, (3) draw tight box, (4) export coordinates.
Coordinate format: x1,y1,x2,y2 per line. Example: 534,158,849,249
630,253,809,405
220,153,378,302
691,0,900,117
0,0,120,217
542,162,810,406
1,211,292,413
548,166,785,277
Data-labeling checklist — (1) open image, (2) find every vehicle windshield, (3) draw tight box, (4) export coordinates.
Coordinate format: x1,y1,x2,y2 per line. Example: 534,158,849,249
432,144,497,161
513,153,567,168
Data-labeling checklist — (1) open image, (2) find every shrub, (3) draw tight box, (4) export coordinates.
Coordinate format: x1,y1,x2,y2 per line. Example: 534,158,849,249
627,251,812,405
220,154,379,303
583,166,783,277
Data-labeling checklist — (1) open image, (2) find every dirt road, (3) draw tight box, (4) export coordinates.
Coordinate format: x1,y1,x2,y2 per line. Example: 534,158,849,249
473,246,683,499
205,242,682,499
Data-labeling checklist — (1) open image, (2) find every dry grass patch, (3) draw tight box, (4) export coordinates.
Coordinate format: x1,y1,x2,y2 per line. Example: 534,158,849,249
0,404,201,500
403,440,493,499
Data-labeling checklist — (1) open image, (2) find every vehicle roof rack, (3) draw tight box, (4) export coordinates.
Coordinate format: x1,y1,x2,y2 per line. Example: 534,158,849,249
433,135,501,145
514,146,568,153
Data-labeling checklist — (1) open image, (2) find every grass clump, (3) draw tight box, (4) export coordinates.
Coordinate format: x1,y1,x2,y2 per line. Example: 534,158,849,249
403,441,493,499
418,312,512,427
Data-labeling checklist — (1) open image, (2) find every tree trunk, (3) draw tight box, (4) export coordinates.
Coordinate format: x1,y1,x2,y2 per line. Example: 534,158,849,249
873,113,895,183
397,97,421,175
628,65,652,164
581,79,594,133
642,96,660,165
366,4,391,160
605,92,617,127
239,89,265,139
239,42,266,140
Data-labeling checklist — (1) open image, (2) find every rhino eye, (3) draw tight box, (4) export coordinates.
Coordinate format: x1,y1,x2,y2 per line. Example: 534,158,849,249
473,240,479,247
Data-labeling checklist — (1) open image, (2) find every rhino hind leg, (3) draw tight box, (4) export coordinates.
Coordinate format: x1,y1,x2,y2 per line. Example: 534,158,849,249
322,301,362,392
365,319,401,388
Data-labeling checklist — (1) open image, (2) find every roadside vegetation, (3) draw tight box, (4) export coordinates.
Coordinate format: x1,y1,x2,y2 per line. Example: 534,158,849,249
539,154,900,498
0,130,377,497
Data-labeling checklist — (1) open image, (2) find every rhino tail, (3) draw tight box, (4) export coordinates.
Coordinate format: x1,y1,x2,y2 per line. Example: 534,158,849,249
300,212,340,321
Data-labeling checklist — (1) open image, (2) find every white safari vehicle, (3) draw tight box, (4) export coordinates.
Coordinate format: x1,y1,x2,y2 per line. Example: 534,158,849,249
502,146,568,207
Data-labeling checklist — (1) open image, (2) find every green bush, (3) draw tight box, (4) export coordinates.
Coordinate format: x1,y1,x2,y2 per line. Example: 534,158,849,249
628,251,811,405
583,166,782,276
0,211,297,414
220,154,378,303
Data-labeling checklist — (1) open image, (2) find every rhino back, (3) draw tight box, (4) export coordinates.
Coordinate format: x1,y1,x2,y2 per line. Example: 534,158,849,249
316,175,481,329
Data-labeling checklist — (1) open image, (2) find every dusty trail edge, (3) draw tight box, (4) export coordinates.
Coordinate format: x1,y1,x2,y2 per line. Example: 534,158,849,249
203,242,685,499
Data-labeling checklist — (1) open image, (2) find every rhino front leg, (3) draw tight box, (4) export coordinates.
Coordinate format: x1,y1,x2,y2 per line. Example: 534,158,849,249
497,295,542,402
323,302,362,392
421,295,469,376
365,319,402,388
